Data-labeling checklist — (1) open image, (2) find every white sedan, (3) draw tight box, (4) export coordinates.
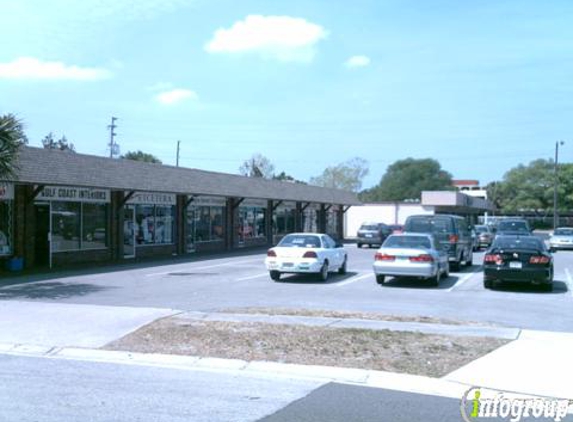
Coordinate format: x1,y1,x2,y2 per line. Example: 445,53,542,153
265,233,348,282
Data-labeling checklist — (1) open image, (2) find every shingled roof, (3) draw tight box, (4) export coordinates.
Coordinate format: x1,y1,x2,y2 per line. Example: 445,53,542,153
9,147,361,205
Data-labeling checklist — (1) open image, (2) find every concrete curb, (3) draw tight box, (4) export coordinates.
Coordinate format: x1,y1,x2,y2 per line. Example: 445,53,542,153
179,311,521,340
0,342,470,399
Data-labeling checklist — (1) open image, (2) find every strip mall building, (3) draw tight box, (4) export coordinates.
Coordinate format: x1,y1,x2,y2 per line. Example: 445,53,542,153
0,147,360,269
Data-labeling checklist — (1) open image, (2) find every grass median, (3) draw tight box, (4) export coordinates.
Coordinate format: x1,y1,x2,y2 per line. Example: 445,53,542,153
104,315,508,378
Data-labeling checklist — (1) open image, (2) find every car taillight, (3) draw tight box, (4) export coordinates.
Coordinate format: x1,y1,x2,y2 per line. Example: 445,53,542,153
449,235,459,243
409,254,434,262
375,253,395,261
530,256,550,264
303,251,318,258
484,254,502,264
267,249,276,257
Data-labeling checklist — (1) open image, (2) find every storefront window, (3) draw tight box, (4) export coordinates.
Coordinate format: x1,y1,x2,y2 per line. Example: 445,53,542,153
0,201,13,256
273,207,295,235
186,204,225,247
135,204,174,245
238,206,266,242
82,203,108,249
303,207,319,233
51,202,81,251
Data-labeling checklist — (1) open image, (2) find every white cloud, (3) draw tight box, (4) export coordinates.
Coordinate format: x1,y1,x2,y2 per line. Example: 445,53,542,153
205,15,328,63
155,88,198,105
345,55,371,68
0,57,112,80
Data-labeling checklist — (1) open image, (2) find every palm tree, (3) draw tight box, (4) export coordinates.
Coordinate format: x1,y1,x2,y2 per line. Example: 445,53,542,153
0,114,27,179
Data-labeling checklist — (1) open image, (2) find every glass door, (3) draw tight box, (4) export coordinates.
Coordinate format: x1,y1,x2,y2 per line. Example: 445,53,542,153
123,206,135,258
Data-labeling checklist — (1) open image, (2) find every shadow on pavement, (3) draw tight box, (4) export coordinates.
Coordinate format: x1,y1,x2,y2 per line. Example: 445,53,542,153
378,274,459,290
0,282,115,300
489,280,568,295
275,272,360,285
0,247,269,287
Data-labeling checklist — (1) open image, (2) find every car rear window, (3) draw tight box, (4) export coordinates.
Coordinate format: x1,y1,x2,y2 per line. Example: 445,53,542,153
554,229,573,236
360,224,379,231
475,226,489,234
406,217,453,234
497,221,529,232
279,235,321,248
383,236,432,249
492,237,543,251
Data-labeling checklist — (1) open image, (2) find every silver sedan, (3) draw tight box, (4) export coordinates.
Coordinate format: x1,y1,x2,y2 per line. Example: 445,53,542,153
372,233,449,287
549,227,573,252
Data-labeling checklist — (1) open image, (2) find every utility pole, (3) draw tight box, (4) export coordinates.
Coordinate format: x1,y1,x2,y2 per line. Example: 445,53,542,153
108,117,118,158
176,140,181,167
553,141,565,229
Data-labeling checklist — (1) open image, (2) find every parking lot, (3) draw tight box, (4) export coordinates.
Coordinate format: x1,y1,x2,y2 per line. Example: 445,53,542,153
1,241,572,333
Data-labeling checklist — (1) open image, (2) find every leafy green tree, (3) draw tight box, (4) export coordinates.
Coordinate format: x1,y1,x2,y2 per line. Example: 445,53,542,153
309,157,369,192
42,132,75,152
360,158,452,202
489,159,573,214
121,150,162,164
239,153,275,179
0,114,28,179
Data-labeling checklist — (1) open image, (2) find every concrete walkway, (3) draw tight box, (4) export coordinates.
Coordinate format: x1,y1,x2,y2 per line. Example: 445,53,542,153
0,301,179,348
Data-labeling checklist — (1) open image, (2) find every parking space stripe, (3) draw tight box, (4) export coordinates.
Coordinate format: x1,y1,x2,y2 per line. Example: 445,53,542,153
446,269,481,292
236,273,269,281
336,273,373,287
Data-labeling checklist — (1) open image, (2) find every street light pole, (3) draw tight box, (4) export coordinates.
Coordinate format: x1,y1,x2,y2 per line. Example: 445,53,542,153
554,141,565,229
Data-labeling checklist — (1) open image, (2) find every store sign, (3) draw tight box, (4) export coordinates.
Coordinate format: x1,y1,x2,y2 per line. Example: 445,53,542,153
0,183,14,200
127,192,176,205
37,186,110,203
192,195,226,207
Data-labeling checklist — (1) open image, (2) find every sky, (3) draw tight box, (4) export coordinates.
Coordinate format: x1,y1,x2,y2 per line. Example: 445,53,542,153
1,0,572,190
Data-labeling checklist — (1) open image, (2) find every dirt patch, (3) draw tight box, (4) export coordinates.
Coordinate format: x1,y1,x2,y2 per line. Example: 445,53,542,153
217,307,494,327
104,317,508,378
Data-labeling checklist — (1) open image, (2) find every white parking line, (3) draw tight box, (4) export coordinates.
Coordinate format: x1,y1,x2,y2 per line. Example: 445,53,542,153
336,273,373,287
565,268,573,297
447,269,481,292
144,258,262,277
235,273,270,281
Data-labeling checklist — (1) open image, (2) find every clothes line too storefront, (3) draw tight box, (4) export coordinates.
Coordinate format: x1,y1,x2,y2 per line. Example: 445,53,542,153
34,185,111,268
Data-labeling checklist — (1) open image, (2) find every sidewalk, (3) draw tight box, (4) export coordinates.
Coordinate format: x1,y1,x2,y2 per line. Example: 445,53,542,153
0,301,571,400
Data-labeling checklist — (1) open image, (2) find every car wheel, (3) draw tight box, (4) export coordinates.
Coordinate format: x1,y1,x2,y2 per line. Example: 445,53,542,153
376,274,385,285
338,257,347,275
357,243,363,248
270,271,281,281
465,249,473,267
319,261,329,282
483,279,493,289
428,273,439,287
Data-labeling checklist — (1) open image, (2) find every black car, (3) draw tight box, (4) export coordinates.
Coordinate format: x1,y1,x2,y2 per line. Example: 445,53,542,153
483,235,553,291
356,222,392,248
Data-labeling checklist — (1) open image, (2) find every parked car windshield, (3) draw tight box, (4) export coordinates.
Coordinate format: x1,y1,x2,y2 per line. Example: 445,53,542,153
554,228,573,236
278,234,321,248
383,235,432,249
492,236,544,251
